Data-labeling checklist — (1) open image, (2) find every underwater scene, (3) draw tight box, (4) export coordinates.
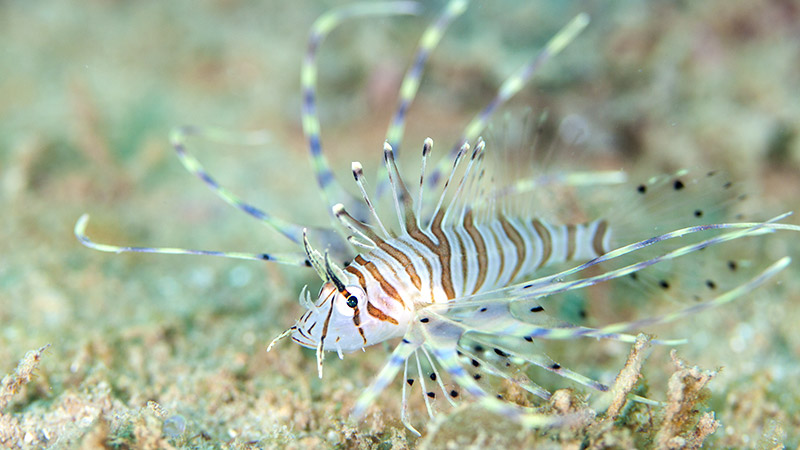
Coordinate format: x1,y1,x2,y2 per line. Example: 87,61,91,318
2,0,799,448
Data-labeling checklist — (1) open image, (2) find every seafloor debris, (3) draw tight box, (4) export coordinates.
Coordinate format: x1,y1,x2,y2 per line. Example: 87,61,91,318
0,345,50,447
418,339,726,449
653,351,719,450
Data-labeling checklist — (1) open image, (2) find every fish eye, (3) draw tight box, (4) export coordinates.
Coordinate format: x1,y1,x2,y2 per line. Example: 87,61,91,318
334,285,365,317
342,285,366,308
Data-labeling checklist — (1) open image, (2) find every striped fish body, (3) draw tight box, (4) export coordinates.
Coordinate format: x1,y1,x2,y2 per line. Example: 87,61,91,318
291,213,609,353
357,215,609,305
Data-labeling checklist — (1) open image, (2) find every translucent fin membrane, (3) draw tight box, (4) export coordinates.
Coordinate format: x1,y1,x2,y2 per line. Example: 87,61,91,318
457,340,553,401
420,316,584,428
468,334,610,395
603,170,754,246
425,13,590,191
477,111,628,220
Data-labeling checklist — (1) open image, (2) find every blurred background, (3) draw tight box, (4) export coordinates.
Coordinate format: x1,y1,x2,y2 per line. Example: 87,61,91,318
1,0,798,447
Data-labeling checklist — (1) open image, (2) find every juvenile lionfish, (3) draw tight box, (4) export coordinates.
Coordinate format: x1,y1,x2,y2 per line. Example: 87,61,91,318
76,0,798,435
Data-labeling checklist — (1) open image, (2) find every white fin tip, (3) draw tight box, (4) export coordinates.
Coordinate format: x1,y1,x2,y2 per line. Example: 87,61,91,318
423,137,433,155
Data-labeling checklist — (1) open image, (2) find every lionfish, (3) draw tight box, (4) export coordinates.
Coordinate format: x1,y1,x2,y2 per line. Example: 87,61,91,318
76,0,798,435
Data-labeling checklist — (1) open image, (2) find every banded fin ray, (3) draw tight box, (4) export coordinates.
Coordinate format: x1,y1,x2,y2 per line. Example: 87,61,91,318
301,2,421,221
374,0,469,198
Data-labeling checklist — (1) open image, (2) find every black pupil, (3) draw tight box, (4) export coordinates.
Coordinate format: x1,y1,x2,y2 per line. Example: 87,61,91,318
346,295,358,308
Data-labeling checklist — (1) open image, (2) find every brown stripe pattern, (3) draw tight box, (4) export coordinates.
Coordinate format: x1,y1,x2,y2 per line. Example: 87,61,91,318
454,229,468,290
375,240,422,290
345,265,367,289
355,255,405,308
428,210,455,299
335,205,421,290
367,302,399,324
347,259,399,325
499,215,526,283
404,209,456,300
592,220,608,256
489,226,505,284
345,216,609,314
464,210,488,294
531,219,552,269
566,224,577,260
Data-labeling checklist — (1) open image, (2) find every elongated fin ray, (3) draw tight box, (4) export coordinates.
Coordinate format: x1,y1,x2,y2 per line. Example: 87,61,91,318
302,229,328,280
333,203,378,247
426,13,590,190
375,0,469,198
443,138,485,227
420,345,459,407
416,138,433,224
346,235,375,250
351,162,390,238
400,358,421,436
420,317,580,427
414,351,436,419
302,2,420,217
418,318,486,399
584,257,790,337
384,142,416,233
430,299,675,346
74,214,310,267
352,337,419,419
498,257,791,343
323,250,347,290
480,397,588,428
332,203,382,245
170,126,305,244
428,142,469,229
458,344,552,400
469,334,609,393
384,0,468,151
512,221,790,302
434,256,789,343
456,147,487,224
